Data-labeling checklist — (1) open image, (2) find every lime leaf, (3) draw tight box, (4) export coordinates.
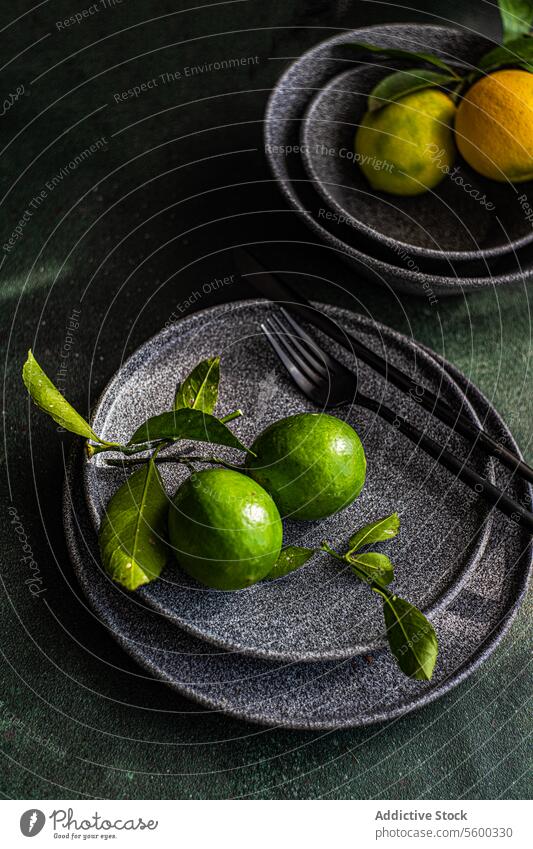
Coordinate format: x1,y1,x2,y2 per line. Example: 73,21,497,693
98,458,168,590
347,512,400,555
498,0,533,43
380,593,438,680
174,356,220,413
350,42,459,75
22,350,102,442
367,69,457,111
478,33,533,71
348,552,394,585
265,545,315,580
128,408,251,453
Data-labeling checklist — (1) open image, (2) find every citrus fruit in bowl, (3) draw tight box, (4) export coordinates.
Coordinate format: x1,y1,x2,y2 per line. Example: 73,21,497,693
455,69,533,183
168,468,282,590
355,88,457,195
246,412,366,520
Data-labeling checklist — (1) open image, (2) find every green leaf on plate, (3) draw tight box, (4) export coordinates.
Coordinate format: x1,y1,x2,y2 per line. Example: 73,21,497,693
367,68,458,111
347,512,400,555
174,356,220,414
379,592,438,680
478,33,533,72
22,350,103,442
98,458,168,590
128,408,251,453
265,545,315,580
350,42,459,75
498,0,533,43
348,551,394,586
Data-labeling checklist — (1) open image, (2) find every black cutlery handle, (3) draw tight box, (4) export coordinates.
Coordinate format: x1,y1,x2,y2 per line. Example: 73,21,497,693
410,388,533,485
359,394,533,533
312,305,533,484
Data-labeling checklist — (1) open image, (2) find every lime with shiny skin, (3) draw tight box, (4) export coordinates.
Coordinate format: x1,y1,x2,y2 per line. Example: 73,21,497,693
246,412,366,520
168,467,283,590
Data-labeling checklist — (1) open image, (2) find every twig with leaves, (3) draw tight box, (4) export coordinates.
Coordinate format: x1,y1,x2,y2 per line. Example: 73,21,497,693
273,513,438,681
351,0,533,110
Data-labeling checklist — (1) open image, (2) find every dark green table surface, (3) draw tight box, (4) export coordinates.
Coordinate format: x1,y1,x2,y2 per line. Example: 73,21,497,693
1,0,531,799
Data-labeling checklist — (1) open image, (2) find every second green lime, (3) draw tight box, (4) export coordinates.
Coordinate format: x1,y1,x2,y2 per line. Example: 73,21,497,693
246,412,366,520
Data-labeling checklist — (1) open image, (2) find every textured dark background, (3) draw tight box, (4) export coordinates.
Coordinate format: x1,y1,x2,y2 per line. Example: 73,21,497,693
1,0,531,799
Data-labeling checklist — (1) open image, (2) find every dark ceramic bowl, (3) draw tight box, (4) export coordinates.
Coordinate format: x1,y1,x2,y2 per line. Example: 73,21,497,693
264,23,533,295
300,65,533,264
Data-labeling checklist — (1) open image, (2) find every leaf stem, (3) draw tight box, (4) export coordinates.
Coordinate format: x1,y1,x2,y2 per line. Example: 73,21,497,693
370,583,393,602
86,410,244,460
86,440,123,458
320,540,344,560
104,453,244,471
320,540,392,590
86,439,161,458
219,409,243,424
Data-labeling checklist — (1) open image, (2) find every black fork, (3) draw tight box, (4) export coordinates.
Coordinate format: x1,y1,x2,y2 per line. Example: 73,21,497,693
261,309,533,532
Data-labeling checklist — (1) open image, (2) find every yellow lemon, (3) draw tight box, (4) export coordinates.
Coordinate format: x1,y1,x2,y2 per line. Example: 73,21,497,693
455,69,533,182
355,88,457,196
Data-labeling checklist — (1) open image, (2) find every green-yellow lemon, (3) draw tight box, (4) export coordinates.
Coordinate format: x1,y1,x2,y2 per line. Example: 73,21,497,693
355,88,457,195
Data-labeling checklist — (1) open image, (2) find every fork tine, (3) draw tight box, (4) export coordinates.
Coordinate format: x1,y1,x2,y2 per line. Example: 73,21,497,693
260,322,321,398
268,313,330,379
279,307,344,374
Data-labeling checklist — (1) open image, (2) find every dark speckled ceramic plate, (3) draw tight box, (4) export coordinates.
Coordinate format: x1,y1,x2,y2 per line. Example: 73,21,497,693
64,343,532,730
83,301,491,662
300,66,533,262
264,24,533,294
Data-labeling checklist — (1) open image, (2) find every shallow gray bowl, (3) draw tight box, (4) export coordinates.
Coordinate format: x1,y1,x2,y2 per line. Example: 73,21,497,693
265,23,533,295
301,65,533,264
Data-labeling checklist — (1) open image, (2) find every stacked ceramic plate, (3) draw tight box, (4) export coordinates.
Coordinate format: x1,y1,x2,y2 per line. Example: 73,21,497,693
63,301,532,729
264,24,533,296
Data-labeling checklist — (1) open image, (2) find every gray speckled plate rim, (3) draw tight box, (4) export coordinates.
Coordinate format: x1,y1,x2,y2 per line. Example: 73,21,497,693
63,346,532,730
81,300,493,662
299,65,533,262
264,23,533,292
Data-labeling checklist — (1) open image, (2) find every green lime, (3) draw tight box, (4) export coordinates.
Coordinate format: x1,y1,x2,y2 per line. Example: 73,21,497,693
167,468,282,590
246,412,366,520
355,89,456,196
